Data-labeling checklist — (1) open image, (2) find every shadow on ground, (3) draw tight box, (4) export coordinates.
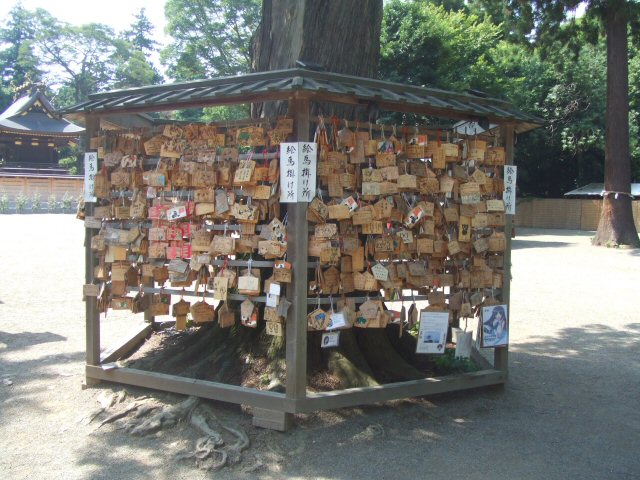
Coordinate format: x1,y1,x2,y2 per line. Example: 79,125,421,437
0,331,67,351
69,322,640,480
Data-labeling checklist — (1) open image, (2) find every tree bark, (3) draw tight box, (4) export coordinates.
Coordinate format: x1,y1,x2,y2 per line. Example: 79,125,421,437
251,0,383,118
593,4,640,247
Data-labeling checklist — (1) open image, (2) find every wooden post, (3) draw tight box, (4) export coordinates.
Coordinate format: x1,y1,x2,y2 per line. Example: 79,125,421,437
84,114,101,385
254,96,310,430
496,124,515,374
286,95,310,399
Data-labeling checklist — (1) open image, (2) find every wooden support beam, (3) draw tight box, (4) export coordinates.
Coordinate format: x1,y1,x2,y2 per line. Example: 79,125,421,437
85,365,294,412
84,114,100,383
100,323,152,364
496,124,515,374
284,96,311,429
296,369,506,413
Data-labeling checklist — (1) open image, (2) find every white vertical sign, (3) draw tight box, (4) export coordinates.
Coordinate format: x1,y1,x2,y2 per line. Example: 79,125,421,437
279,142,317,203
416,311,449,354
503,165,517,215
84,152,98,202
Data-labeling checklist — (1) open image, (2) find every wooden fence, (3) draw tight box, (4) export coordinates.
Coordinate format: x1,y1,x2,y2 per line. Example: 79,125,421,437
1,178,639,231
0,175,83,204
514,198,640,231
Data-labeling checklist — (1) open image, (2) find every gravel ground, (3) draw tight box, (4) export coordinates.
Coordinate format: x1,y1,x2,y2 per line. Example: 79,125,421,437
0,215,639,480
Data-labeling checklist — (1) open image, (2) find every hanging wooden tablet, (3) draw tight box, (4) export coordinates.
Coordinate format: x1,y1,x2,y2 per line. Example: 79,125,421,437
240,298,258,327
405,144,424,159
487,212,505,227
486,199,505,212
362,221,383,235
209,235,236,256
150,293,171,316
444,206,459,223
371,263,389,281
190,300,215,323
473,237,489,253
265,321,284,336
273,260,292,283
486,146,505,166
472,212,488,228
217,302,236,328
460,182,481,204
111,297,134,311
307,307,329,331
458,215,472,242
238,268,261,295
353,271,379,291
488,232,507,252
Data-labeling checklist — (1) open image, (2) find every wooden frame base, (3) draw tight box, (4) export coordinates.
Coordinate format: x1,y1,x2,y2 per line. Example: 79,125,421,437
86,328,505,428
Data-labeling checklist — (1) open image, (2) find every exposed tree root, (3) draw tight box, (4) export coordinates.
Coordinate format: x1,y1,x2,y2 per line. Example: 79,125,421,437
98,401,140,428
96,394,251,471
327,329,378,388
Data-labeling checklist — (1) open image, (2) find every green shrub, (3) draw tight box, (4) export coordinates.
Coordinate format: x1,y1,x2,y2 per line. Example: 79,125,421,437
15,191,28,213
59,156,79,175
434,349,479,375
47,194,58,212
61,191,73,210
32,191,42,211
0,192,8,213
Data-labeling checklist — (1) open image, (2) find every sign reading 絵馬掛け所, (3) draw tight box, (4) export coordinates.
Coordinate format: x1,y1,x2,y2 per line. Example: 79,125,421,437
279,142,317,203
503,165,517,215
83,152,98,202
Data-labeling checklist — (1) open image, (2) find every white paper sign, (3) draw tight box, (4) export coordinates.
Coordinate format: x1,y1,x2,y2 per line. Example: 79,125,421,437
416,311,449,354
84,152,98,202
269,283,281,296
503,165,517,215
321,331,340,348
455,330,473,359
279,142,317,203
327,311,347,330
167,205,187,221
266,293,280,308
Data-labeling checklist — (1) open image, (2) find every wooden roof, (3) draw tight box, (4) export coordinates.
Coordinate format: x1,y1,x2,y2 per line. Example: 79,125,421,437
63,68,543,134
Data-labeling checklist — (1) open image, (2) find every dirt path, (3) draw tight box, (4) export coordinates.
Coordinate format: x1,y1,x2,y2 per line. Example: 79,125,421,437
1,216,638,479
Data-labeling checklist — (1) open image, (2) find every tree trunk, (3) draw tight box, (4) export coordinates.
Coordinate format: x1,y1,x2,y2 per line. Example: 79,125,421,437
593,5,640,247
251,0,426,386
251,0,383,118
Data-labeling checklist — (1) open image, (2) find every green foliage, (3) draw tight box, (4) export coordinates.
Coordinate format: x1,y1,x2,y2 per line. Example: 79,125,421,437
379,0,640,196
433,349,479,375
0,6,164,107
381,1,502,92
47,194,58,212
32,191,42,212
121,8,158,54
112,47,163,89
0,192,8,213
15,191,28,213
61,191,74,210
202,104,251,122
161,0,260,80
0,4,42,103
59,156,79,175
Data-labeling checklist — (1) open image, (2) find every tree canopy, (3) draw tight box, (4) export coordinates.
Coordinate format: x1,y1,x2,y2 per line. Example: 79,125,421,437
1,0,638,240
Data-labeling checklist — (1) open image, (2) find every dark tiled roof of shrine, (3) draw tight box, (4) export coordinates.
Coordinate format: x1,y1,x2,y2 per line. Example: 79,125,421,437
1,89,84,136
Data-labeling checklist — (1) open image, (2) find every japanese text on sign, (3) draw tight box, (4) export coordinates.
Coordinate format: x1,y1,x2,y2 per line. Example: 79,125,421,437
503,165,517,215
279,142,317,203
84,152,98,202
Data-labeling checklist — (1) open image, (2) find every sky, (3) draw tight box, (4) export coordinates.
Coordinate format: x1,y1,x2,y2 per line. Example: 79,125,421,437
0,1,169,45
